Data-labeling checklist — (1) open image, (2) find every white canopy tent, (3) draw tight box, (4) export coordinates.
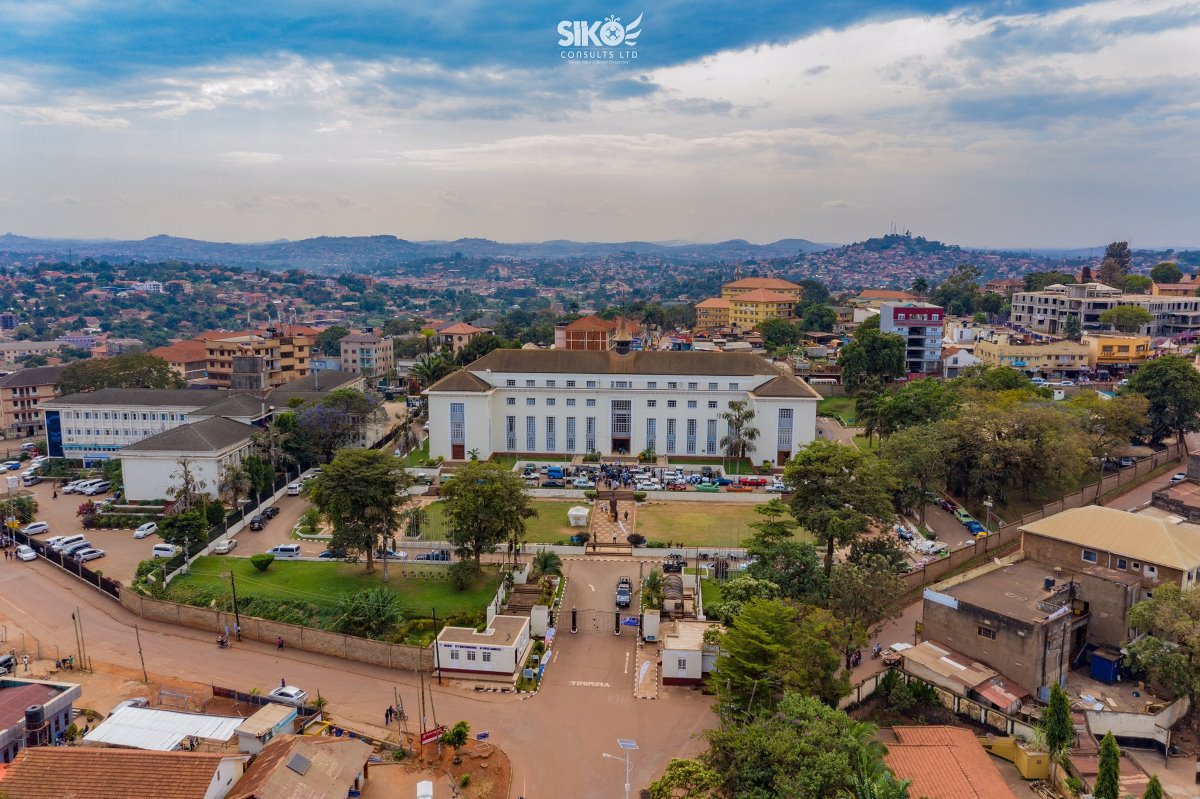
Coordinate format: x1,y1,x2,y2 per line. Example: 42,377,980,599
568,506,590,527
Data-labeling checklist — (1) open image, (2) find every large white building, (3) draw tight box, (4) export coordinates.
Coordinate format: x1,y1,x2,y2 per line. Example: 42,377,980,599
119,416,257,501
1010,282,1200,337
878,301,945,374
424,349,820,463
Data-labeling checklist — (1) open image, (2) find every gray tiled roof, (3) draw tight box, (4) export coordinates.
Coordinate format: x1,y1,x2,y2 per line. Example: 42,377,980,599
750,373,823,399
121,416,255,454
192,393,268,418
0,364,68,389
44,388,221,408
426,371,493,393
463,349,782,376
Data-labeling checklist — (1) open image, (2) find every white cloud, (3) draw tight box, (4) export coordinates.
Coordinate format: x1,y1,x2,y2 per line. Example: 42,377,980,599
220,151,284,164
315,119,352,133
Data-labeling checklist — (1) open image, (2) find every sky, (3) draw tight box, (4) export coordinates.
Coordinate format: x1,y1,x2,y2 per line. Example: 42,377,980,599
0,0,1197,248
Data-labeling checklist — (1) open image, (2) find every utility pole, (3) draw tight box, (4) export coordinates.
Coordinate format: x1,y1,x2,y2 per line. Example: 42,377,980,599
134,625,148,683
432,607,442,685
227,570,242,635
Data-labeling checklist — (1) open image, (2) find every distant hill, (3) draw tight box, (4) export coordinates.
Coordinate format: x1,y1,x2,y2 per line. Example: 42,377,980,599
0,233,833,270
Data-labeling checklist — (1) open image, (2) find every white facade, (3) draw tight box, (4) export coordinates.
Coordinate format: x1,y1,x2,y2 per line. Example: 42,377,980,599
942,347,982,377
424,350,819,464
661,620,721,686
435,615,531,680
42,392,213,460
120,443,252,501
1011,282,1200,337
879,301,945,374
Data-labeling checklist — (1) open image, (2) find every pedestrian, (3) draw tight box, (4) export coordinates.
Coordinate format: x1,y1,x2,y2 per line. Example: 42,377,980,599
234,623,241,642
281,677,286,688
623,510,629,522
52,489,57,499
21,654,29,672
276,636,284,650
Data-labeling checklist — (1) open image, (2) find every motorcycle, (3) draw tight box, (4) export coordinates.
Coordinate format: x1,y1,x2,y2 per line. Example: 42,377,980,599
215,637,229,649
870,643,883,659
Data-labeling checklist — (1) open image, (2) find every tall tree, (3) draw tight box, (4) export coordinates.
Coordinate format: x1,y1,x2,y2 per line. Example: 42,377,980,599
1127,354,1200,447
704,693,883,799
931,264,982,316
410,353,454,387
1097,241,1133,287
712,599,848,710
760,318,801,350
1099,305,1153,333
718,400,760,463
440,461,536,567
1142,775,1164,799
57,353,184,394
910,277,928,295
1150,261,1183,285
314,325,350,356
1122,274,1152,294
881,424,953,527
828,554,905,669
839,324,906,391
1042,682,1074,781
799,304,837,333
1126,582,1200,699
307,449,413,574
1063,313,1082,341
784,439,898,575
648,758,720,799
1024,271,1076,291
166,457,207,510
875,378,961,437
1093,731,1121,799
1067,392,1150,458
217,464,251,509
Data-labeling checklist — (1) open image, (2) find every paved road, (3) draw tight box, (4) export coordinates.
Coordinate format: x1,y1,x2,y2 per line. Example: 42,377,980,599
0,552,714,799
1102,459,1185,511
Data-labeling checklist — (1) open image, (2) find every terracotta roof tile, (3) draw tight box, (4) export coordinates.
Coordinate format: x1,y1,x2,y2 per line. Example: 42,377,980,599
227,735,371,799
884,726,1019,799
0,748,236,799
438,322,485,335
724,277,801,291
457,349,781,377
148,340,209,364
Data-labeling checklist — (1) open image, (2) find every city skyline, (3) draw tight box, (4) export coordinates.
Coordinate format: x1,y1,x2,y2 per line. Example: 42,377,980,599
1,0,1197,248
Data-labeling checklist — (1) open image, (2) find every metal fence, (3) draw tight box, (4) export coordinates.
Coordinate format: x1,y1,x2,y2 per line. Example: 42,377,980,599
10,529,122,598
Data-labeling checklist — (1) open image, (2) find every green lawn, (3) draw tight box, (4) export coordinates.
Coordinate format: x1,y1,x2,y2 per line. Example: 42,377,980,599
170,556,500,619
400,438,430,467
637,501,810,547
411,500,582,544
489,454,519,470
700,578,723,608
852,434,880,451
819,396,857,423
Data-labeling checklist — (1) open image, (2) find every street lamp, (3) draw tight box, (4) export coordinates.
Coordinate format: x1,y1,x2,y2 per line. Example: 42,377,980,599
982,496,994,532
602,739,639,799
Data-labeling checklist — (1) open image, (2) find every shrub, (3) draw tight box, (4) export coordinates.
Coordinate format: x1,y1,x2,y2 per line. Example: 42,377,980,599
644,539,667,548
249,553,275,572
206,499,226,527
632,491,647,502
391,748,407,762
583,490,598,500
459,774,471,788
448,560,476,591
626,533,646,547
63,723,78,742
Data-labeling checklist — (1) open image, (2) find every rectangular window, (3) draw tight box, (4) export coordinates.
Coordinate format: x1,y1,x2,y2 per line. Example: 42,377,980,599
450,403,465,445
467,651,477,661
777,407,794,454
708,382,718,391
667,381,678,390
1116,558,1128,570
525,379,535,387
450,650,460,660
586,417,597,452
729,383,739,391
611,400,632,435
1082,549,1098,563
706,419,718,454
546,398,555,407
686,419,698,454
546,417,556,451
612,380,630,389
667,400,677,408
977,626,997,640
586,399,596,407
666,419,677,454
677,658,687,670
708,400,718,409
566,398,576,407
506,379,516,387
688,382,698,390
506,397,516,405
566,417,577,452
646,418,657,453
526,416,537,451
647,399,657,408
526,397,536,406
647,381,657,389
505,416,517,450
688,400,697,409
566,380,576,388
546,380,556,388
586,380,598,389
482,652,492,663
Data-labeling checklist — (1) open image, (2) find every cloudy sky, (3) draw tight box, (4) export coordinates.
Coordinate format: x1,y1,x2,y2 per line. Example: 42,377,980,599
0,0,1197,247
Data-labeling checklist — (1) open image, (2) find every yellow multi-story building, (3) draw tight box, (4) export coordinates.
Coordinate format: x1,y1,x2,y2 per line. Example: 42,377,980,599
1082,332,1152,370
202,330,312,389
974,332,1089,377
694,277,802,331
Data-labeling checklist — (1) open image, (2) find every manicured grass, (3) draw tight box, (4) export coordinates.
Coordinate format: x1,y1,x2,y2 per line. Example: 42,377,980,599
852,434,880,451
700,578,723,608
411,500,582,544
818,396,857,423
400,438,430,467
636,501,810,547
170,556,500,619
489,454,519,470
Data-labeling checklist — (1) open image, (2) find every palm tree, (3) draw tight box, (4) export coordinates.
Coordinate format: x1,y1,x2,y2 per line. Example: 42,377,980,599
218,465,252,509
532,550,563,577
410,353,453,388
642,567,665,609
718,399,760,470
330,586,405,639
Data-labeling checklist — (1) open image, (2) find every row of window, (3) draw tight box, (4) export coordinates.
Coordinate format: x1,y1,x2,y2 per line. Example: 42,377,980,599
505,415,726,455
502,378,741,391
65,410,188,422
447,649,492,662
1081,548,1153,576
64,429,161,438
506,397,725,410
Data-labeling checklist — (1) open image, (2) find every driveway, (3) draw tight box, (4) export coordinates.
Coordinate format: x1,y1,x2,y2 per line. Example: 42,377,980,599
0,552,715,799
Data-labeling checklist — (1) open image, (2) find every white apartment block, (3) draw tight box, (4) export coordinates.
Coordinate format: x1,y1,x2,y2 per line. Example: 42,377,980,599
1010,282,1200,337
878,301,945,374
424,349,820,464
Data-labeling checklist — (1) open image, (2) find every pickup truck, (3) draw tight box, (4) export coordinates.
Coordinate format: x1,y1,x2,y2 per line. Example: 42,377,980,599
615,576,633,608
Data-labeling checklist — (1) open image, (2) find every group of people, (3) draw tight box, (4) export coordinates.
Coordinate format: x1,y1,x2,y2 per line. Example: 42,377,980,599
384,704,402,725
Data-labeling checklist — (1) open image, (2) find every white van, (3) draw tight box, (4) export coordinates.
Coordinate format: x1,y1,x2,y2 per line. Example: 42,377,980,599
151,543,178,558
267,544,301,559
52,534,88,553
61,539,93,557
71,479,104,495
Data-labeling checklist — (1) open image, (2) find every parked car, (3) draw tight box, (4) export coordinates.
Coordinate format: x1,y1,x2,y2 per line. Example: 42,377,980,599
248,514,269,531
19,442,37,452
615,576,633,608
58,538,92,555
212,539,238,554
635,481,662,491
662,555,685,573
286,482,303,496
375,548,408,560
541,480,566,489
1,461,20,471
15,544,36,562
83,481,112,496
726,484,754,493
134,522,158,539
666,482,689,491
700,466,714,478
572,477,596,489
261,506,281,519
1118,457,1135,468
151,543,178,558
882,643,912,667
695,483,720,493
267,685,309,707
21,474,41,486
20,521,49,535
938,499,957,513
72,548,106,563
1056,379,1075,387
415,549,451,561
267,544,301,559
1171,472,1188,484
523,476,540,487
739,476,769,487
766,481,788,493
713,476,735,486
318,549,346,559
965,521,987,536
952,508,973,523
1030,377,1047,386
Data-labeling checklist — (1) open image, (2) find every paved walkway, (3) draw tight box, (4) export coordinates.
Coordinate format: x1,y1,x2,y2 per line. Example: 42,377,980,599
634,640,659,700
588,498,638,554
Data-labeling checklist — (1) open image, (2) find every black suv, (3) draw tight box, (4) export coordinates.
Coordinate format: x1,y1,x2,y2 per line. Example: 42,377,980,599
415,549,451,561
261,506,280,519
662,555,685,573
615,576,633,608
248,513,269,530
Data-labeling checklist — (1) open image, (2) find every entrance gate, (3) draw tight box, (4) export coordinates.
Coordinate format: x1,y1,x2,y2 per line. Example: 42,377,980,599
569,607,639,635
